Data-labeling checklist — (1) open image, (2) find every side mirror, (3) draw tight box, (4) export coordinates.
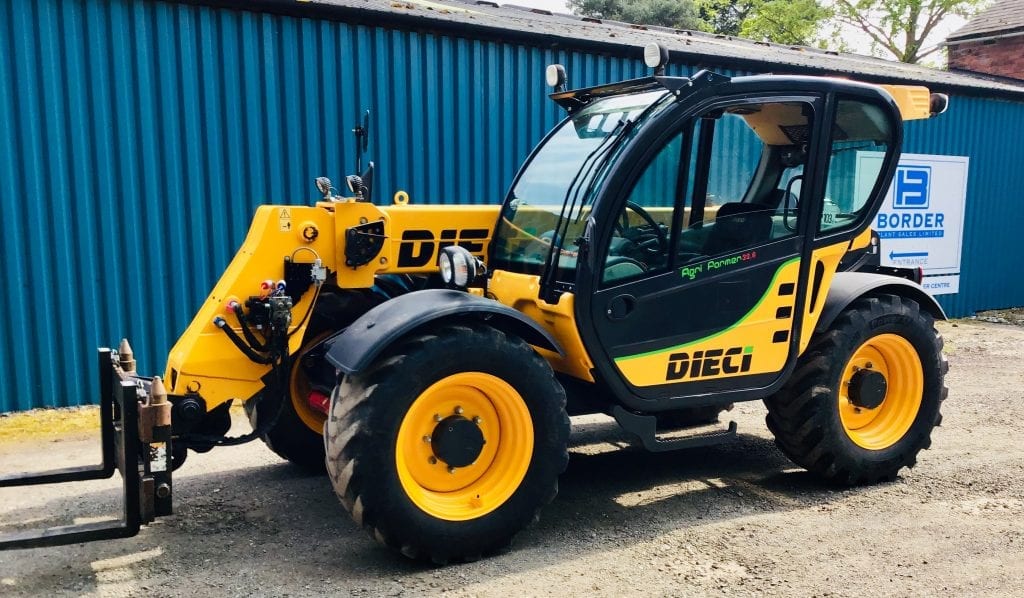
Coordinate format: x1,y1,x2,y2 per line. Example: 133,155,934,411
929,93,949,116
359,161,374,203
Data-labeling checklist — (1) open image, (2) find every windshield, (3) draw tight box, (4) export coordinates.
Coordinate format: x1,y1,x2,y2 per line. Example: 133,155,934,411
491,90,670,277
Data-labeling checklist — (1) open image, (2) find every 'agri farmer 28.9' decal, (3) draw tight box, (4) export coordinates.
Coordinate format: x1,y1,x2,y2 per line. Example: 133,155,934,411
680,250,759,281
856,152,969,296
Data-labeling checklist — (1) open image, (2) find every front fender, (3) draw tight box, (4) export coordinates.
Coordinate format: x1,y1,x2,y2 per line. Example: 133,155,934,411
816,272,946,334
324,289,563,374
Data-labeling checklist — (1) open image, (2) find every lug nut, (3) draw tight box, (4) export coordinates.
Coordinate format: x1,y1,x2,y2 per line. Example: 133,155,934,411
434,414,442,422
423,435,431,443
454,406,464,415
428,456,437,465
865,362,873,369
472,416,482,425
447,466,456,474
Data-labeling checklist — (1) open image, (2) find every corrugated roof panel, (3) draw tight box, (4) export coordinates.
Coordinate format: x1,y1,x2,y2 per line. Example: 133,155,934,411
271,0,1024,98
947,0,1024,41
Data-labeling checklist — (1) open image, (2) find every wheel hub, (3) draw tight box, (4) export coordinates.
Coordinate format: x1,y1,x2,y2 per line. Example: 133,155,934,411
848,368,887,410
431,416,485,468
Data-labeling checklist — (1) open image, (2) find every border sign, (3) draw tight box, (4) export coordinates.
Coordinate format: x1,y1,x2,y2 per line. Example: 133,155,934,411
856,152,969,295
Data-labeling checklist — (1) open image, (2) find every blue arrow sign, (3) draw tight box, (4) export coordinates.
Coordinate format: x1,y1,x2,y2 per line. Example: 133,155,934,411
890,250,929,260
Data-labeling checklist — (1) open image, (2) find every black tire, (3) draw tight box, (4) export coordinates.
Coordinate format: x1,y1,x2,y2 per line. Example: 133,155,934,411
764,293,947,485
245,370,327,473
245,290,382,473
325,322,570,563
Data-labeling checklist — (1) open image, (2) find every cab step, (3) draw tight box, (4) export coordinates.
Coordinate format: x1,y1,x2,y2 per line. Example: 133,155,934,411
611,405,737,453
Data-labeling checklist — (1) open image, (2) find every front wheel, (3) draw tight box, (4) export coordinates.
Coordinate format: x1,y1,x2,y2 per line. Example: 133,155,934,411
325,322,570,563
764,294,947,485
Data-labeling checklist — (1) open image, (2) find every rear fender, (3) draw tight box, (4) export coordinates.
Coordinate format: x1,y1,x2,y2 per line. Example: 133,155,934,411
324,289,563,374
815,272,946,335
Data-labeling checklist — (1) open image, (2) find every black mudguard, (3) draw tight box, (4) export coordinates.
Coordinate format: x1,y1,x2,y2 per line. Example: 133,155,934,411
816,272,946,334
324,289,563,374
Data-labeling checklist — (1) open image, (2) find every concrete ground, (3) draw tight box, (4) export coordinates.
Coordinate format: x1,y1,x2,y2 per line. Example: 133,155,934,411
1,319,1022,597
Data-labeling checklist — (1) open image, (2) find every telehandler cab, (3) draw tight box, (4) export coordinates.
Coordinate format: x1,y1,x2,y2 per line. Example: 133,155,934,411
0,44,949,563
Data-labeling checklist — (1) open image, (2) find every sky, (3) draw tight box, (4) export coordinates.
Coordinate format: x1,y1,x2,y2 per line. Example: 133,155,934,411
493,0,968,64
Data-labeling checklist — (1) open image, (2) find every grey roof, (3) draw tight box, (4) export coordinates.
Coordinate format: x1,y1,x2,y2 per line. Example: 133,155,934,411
253,0,1024,98
947,0,1024,41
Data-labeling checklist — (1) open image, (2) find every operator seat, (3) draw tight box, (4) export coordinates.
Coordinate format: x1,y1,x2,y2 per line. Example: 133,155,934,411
702,202,774,256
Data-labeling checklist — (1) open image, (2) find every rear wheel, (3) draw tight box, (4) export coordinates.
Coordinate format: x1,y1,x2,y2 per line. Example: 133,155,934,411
245,291,381,472
325,322,569,563
764,294,947,485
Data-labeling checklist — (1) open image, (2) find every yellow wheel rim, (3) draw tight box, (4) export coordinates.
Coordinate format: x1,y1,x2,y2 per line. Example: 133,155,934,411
838,333,924,450
289,331,333,434
395,372,534,521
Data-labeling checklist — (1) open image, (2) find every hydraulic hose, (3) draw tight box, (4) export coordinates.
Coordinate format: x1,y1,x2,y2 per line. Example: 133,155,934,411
232,304,269,352
213,317,276,365
181,351,291,447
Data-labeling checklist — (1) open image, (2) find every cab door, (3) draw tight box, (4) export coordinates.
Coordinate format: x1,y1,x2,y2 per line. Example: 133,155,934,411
582,95,825,403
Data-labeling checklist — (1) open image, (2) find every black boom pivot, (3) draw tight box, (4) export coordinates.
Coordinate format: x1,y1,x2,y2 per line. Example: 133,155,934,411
0,347,173,550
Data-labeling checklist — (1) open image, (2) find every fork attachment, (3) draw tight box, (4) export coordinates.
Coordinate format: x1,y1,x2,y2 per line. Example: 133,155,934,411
0,347,173,550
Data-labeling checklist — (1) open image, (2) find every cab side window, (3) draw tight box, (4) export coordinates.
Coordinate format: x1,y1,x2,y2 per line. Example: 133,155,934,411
602,99,815,286
602,132,686,284
819,100,894,233
679,101,812,260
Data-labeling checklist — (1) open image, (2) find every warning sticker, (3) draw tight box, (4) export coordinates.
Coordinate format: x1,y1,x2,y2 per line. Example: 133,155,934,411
279,208,292,232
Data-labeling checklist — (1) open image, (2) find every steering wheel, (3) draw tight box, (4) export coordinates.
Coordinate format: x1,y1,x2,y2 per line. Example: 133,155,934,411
614,201,669,255
521,230,578,264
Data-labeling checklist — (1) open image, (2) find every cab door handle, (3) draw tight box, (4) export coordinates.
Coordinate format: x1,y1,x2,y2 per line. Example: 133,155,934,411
606,294,636,320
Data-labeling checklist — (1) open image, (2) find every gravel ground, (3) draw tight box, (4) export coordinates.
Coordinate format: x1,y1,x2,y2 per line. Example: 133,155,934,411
1,319,1023,597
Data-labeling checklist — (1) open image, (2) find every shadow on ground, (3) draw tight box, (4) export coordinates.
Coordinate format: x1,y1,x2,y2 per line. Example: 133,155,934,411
0,420,854,594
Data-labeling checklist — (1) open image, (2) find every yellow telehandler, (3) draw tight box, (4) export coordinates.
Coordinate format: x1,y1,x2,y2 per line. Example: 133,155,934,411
0,44,949,563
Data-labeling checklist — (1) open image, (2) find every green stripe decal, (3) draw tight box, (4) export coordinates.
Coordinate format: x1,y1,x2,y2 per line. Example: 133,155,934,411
615,257,800,362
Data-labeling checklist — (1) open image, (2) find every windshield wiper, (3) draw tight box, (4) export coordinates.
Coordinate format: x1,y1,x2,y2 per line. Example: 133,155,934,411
539,118,632,301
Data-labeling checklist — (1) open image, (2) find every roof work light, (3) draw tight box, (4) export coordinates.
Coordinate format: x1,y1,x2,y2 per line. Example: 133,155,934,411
643,42,670,74
545,64,567,91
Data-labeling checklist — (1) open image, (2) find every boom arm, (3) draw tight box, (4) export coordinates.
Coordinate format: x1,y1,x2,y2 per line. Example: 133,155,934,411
163,199,499,409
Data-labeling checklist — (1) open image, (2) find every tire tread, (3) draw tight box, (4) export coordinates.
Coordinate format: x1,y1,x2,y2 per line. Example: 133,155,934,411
325,322,569,562
764,293,947,485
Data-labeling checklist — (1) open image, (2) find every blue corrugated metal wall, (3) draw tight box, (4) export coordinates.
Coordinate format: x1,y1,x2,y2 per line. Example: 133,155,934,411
902,97,1024,317
1,0,1022,411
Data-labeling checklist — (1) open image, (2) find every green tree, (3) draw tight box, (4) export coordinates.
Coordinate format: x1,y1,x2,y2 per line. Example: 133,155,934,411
567,0,704,30
831,0,988,63
571,0,832,46
738,0,833,46
699,0,752,36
